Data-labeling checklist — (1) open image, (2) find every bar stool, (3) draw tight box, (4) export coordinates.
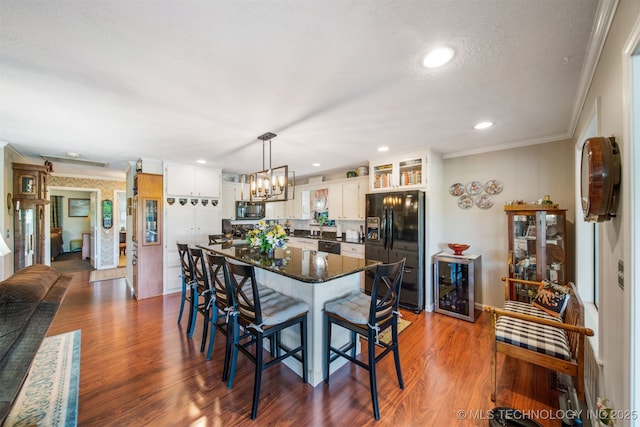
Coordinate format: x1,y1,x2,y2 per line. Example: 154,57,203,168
204,253,235,370
225,261,309,419
323,258,406,420
187,247,216,353
176,243,197,336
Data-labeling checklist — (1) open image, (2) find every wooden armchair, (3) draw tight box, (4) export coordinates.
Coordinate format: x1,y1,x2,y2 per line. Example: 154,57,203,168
485,277,594,401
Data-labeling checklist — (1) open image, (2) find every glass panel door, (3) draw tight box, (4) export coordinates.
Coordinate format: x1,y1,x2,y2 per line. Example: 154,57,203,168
511,213,537,282
544,213,565,283
143,198,159,245
373,163,393,189
398,158,422,187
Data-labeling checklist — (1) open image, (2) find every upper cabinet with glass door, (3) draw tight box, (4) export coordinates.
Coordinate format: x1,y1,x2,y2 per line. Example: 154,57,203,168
369,151,429,192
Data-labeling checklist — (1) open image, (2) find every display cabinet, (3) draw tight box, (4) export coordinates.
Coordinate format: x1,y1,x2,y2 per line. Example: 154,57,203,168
504,206,567,302
369,151,428,191
12,163,49,271
133,173,163,299
433,252,481,322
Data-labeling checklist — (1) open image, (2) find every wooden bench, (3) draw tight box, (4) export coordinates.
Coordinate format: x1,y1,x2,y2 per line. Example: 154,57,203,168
485,277,594,401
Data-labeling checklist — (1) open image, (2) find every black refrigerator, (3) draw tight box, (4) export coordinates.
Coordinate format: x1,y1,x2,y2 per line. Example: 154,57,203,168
365,190,425,311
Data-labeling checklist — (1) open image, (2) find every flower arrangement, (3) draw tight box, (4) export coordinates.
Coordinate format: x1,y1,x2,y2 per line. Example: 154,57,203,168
246,221,288,255
597,398,616,426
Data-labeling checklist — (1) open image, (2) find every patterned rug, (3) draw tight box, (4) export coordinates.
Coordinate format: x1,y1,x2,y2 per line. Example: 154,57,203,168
89,267,126,283
6,330,81,427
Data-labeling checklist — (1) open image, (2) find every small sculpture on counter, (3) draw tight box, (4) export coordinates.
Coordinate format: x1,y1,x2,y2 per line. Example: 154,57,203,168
541,194,553,205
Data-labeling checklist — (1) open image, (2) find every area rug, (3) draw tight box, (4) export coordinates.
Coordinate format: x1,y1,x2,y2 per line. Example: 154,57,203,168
364,318,411,346
51,252,93,273
5,330,81,427
89,267,126,282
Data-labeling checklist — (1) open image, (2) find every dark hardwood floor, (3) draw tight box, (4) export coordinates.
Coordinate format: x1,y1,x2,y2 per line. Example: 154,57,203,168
47,271,565,426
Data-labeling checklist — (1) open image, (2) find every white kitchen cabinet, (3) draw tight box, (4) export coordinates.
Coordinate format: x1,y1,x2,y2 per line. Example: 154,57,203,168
290,188,311,220
340,177,367,220
222,183,239,220
341,242,364,259
163,201,221,294
326,182,343,220
369,150,429,192
311,177,367,220
287,236,318,251
265,201,287,220
195,167,221,198
165,163,221,198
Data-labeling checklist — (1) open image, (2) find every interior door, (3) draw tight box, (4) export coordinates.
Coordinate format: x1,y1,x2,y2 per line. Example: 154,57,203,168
90,192,97,268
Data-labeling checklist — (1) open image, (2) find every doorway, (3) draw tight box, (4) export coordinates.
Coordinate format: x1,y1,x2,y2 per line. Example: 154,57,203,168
116,190,126,267
49,187,98,273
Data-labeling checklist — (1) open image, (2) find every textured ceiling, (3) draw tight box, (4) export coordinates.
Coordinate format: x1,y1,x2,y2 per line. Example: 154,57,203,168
0,0,601,179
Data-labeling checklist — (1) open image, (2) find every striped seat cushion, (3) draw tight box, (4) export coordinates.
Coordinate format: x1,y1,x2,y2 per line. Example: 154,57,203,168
496,301,571,361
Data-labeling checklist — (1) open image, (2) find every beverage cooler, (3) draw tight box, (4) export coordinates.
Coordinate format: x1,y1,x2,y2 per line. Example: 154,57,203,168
432,252,481,322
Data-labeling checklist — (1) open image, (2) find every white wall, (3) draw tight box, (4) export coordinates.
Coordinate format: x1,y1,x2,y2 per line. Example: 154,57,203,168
442,140,575,309
572,0,640,419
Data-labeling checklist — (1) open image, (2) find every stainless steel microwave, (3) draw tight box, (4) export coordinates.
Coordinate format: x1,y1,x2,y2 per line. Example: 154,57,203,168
235,201,265,219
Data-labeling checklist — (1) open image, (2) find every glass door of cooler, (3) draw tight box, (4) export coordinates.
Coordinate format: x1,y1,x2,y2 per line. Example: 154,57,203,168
142,198,160,245
433,253,479,322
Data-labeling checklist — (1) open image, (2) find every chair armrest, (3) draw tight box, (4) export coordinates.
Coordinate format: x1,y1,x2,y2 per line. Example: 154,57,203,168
485,306,594,336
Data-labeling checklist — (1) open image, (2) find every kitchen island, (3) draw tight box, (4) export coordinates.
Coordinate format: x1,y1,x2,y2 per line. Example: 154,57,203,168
201,242,379,386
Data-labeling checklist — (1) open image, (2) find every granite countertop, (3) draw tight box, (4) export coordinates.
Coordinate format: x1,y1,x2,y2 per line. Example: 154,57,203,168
201,242,378,283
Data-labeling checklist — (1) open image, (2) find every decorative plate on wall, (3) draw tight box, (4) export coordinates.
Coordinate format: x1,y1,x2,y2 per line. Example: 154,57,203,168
476,194,494,209
449,183,465,196
485,180,503,195
465,180,483,195
458,195,474,209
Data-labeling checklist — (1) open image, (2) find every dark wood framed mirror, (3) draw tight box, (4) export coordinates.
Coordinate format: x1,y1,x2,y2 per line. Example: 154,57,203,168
580,136,621,222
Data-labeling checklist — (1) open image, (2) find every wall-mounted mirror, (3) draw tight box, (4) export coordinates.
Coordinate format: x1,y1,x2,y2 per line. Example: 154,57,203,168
102,199,113,229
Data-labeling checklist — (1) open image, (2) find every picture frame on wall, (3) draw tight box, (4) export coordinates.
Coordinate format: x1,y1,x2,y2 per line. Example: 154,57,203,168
69,198,90,217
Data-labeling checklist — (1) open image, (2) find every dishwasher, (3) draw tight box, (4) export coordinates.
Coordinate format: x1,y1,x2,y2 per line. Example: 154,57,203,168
317,240,341,254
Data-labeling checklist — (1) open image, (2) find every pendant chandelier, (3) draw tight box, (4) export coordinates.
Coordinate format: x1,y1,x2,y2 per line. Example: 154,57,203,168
246,132,294,202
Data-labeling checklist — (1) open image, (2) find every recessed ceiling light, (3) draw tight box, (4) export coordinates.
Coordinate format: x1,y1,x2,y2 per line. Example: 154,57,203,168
423,47,455,68
312,163,320,167
474,121,494,130
377,146,389,152
196,159,207,164
66,152,80,158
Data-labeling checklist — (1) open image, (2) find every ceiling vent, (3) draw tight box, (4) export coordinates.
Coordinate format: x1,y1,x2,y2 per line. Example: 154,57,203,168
40,154,109,168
